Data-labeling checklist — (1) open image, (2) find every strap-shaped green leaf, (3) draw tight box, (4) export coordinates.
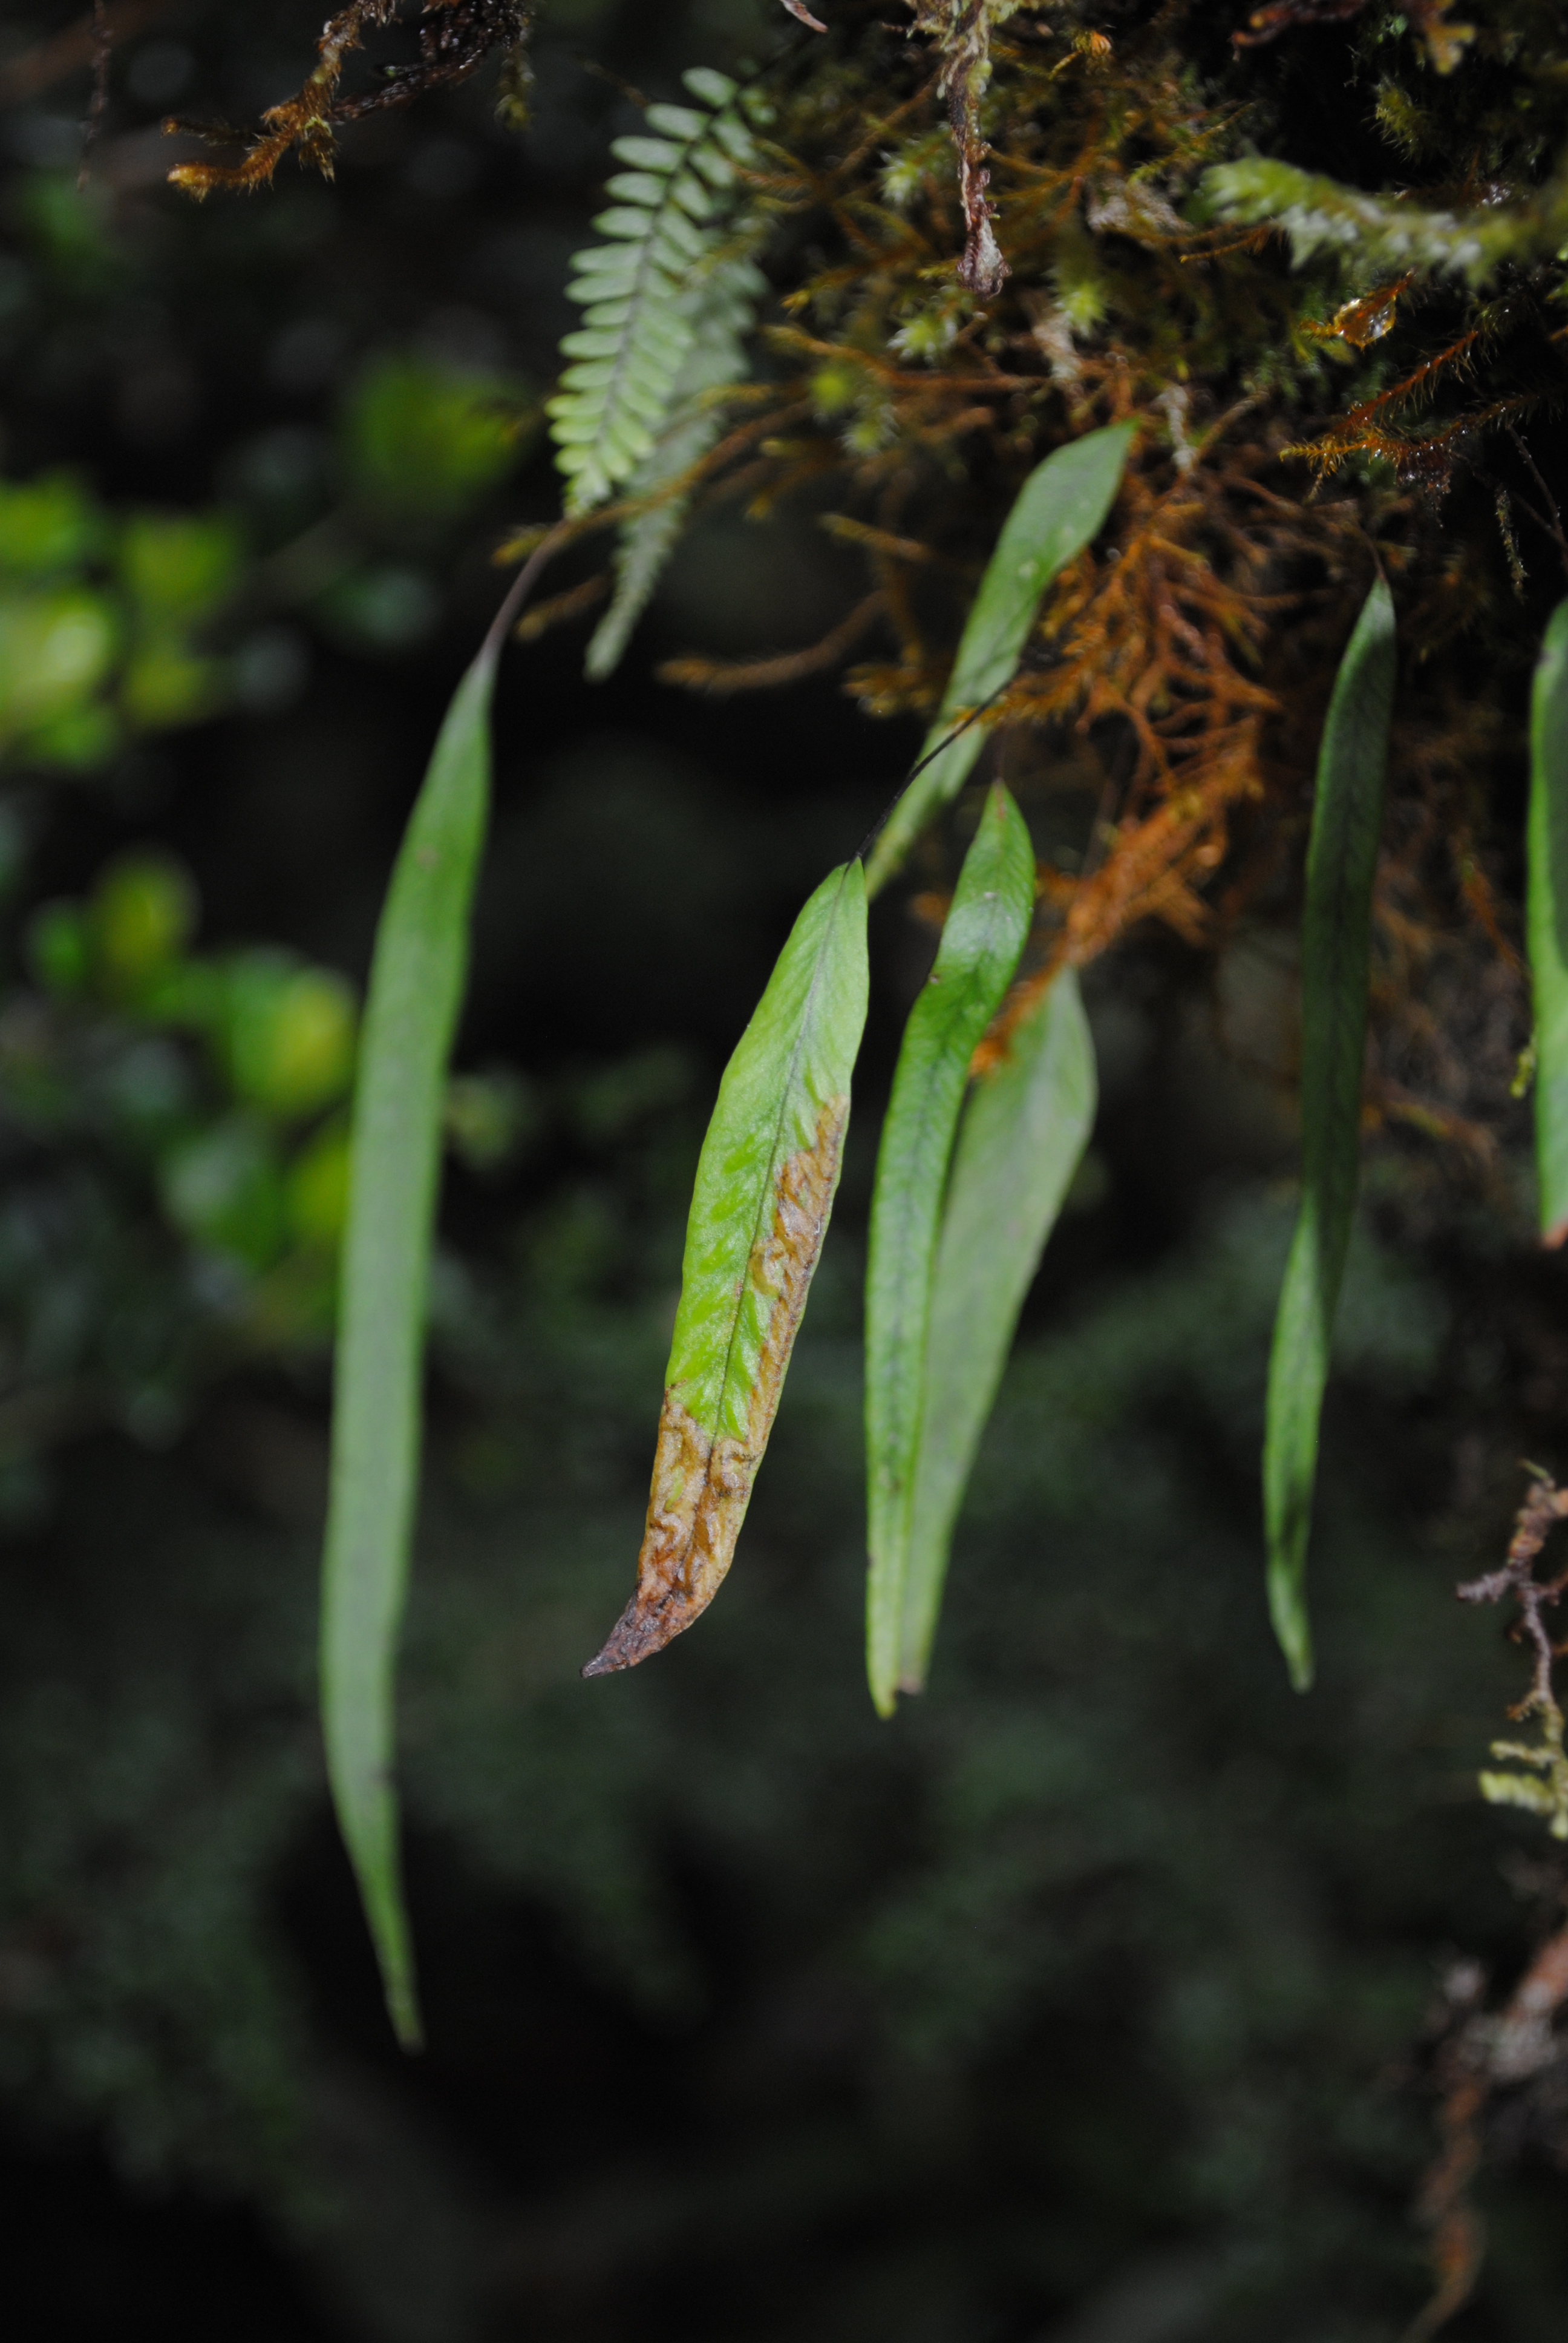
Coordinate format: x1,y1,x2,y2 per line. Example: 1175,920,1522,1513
1529,599,1568,1248
1263,577,1396,1693
585,860,869,1675
864,423,1133,899
865,785,1036,1715
319,624,502,2048
899,968,1096,1695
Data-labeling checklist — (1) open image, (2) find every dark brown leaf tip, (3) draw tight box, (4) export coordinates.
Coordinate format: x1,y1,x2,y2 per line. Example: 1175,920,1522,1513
581,1397,756,1676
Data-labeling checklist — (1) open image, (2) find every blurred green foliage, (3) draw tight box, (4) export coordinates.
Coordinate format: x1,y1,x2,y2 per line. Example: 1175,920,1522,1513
341,353,524,525
0,851,358,1441
0,356,532,773
0,470,240,770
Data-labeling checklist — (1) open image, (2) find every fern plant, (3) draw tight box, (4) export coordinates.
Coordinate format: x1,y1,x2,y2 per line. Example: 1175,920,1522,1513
582,252,763,681
546,66,768,677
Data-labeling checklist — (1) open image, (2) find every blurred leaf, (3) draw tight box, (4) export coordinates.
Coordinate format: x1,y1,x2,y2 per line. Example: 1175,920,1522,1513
220,953,358,1121
0,588,118,747
91,853,199,997
21,698,122,770
287,1118,351,1249
900,968,1097,1696
584,859,869,1677
567,1043,693,1145
1264,579,1396,1692
315,565,439,653
160,1117,288,1270
865,785,1036,1715
1528,600,1568,1248
864,424,1134,896
119,512,244,623
16,172,118,288
26,900,91,996
321,623,503,2047
443,1069,540,1173
340,356,523,523
119,641,226,732
0,471,105,578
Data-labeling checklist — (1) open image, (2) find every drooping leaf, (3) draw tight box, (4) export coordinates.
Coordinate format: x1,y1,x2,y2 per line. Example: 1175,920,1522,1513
898,967,1096,1696
584,859,869,1676
319,622,503,2048
864,784,1037,1715
1263,577,1396,1693
1528,600,1568,1248
863,423,1133,899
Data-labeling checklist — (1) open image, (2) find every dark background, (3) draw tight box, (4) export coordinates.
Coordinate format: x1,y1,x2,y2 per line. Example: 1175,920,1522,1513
1,5,1567,2339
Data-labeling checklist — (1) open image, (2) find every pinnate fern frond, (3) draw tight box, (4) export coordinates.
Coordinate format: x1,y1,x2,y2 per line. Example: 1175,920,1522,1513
1198,155,1568,289
583,256,763,681
547,68,765,517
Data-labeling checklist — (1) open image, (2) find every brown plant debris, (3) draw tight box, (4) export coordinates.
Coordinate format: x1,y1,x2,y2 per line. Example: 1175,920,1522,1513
1460,1469,1568,1839
165,0,532,197
906,2,1018,297
1404,1472,1568,2335
1406,1915,1568,2339
659,591,888,695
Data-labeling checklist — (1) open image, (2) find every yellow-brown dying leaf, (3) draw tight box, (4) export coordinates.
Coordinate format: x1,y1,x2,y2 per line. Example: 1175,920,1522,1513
585,1103,850,1676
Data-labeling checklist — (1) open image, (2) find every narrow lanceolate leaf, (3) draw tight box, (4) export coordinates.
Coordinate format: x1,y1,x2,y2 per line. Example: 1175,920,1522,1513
865,785,1036,1716
898,969,1096,1696
1528,600,1568,1247
864,422,1133,899
1264,577,1397,1693
584,861,869,1675
321,624,503,2048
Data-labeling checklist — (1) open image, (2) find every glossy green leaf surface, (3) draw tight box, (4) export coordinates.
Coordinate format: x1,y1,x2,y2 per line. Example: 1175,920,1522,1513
1264,578,1396,1693
864,423,1133,898
320,629,500,2047
865,785,1036,1714
899,968,1096,1695
1528,599,1568,1248
586,860,869,1675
